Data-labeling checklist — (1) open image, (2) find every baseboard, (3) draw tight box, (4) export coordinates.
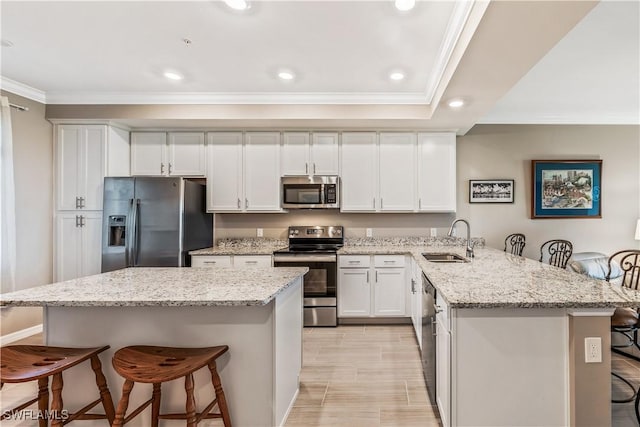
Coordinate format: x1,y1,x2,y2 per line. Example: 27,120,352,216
338,317,412,325
279,387,299,427
0,324,43,346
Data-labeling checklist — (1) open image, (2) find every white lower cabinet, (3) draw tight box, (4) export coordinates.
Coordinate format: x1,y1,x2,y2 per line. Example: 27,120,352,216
338,255,408,318
436,296,451,427
54,212,102,282
191,255,271,268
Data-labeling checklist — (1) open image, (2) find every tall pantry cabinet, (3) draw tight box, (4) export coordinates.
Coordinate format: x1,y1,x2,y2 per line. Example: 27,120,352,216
53,124,130,281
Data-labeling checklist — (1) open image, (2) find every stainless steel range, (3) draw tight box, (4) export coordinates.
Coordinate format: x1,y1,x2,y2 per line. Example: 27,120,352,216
273,226,343,327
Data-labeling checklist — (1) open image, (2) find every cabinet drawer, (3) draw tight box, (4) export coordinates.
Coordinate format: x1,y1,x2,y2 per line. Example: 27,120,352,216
191,256,232,268
374,255,405,268
339,255,371,268
234,255,272,268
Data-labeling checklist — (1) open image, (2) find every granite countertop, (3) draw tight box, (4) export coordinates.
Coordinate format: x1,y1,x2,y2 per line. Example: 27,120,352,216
0,267,308,307
339,244,637,309
190,238,287,255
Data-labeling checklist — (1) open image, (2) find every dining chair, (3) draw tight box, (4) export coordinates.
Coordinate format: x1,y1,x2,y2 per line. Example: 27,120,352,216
539,239,573,268
504,233,526,256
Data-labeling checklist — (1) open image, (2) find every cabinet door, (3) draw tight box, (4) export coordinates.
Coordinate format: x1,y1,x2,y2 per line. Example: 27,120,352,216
56,126,82,210
373,268,406,316
244,132,281,211
418,133,456,212
379,133,416,211
281,132,310,176
168,132,206,176
207,133,243,212
82,126,106,210
55,213,81,281
311,132,339,175
80,212,103,277
340,132,377,212
131,132,166,176
436,319,451,427
338,268,371,317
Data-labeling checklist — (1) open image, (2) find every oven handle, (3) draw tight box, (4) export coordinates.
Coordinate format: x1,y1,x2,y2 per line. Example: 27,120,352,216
273,254,337,263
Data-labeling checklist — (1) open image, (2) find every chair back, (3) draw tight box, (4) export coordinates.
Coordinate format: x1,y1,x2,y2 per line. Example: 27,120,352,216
539,239,573,269
607,250,640,290
504,233,526,256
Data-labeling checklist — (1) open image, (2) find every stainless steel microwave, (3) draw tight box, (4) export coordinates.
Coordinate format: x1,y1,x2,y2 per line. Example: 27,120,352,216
281,176,340,209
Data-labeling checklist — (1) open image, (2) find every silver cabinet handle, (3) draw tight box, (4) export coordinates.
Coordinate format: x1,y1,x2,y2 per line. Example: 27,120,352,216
75,197,80,209
245,198,249,209
203,261,217,264
375,270,378,282
313,163,316,174
168,163,172,175
411,278,415,294
366,270,370,283
80,197,85,209
381,198,384,209
435,305,444,314
237,198,241,209
80,215,85,227
305,163,308,174
161,163,165,174
245,261,258,264
383,260,395,264
75,215,80,227
432,318,437,336
348,260,360,264
373,198,376,209
419,198,422,210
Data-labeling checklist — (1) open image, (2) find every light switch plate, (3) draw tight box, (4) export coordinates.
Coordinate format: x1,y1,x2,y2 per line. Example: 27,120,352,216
430,228,437,237
366,228,373,237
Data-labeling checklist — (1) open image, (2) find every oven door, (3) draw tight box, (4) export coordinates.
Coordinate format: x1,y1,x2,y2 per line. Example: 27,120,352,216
273,253,337,326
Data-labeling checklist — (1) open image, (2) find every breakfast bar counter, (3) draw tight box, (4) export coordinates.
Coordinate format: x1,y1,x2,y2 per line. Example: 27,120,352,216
0,267,308,427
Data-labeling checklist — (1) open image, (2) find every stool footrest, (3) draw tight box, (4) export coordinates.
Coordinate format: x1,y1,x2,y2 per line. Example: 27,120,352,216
159,413,224,420
63,398,104,424
1,397,40,419
123,398,154,424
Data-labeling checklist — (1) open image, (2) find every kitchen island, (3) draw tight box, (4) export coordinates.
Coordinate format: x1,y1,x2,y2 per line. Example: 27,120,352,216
0,266,308,427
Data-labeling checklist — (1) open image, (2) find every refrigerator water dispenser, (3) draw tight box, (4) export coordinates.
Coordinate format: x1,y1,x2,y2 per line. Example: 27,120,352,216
108,215,126,246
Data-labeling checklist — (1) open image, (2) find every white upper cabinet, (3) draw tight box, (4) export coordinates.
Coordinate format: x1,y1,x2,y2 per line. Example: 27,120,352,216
207,132,282,212
56,125,106,211
207,132,244,212
417,133,456,212
281,132,310,175
168,132,207,176
281,132,339,176
130,132,166,176
379,133,416,212
244,132,281,211
311,132,340,175
131,132,206,177
340,132,378,212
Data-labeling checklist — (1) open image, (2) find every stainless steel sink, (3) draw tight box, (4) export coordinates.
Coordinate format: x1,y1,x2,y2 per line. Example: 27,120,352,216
422,252,469,263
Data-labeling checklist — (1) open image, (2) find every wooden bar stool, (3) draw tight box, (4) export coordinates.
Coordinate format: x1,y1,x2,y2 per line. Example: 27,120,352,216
0,345,115,427
111,345,232,427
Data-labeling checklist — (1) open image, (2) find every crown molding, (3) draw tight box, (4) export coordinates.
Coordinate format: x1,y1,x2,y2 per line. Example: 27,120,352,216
0,77,46,103
44,91,429,105
478,112,640,125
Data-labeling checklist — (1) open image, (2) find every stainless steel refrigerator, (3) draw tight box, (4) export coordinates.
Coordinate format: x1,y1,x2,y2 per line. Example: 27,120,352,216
101,177,212,272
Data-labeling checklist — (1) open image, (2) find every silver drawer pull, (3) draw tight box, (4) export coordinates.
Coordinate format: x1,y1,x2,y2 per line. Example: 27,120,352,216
245,261,258,264
203,261,217,264
383,260,395,263
348,260,360,264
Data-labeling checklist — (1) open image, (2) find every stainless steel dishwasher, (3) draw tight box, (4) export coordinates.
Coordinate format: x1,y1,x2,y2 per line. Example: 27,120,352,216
421,273,437,408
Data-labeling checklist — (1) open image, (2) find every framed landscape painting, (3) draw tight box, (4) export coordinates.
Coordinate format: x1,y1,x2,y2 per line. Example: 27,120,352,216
531,160,602,219
469,179,514,203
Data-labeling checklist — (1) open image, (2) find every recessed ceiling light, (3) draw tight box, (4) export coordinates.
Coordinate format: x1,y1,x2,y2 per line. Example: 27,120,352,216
448,99,465,108
395,0,416,11
278,71,295,81
1,39,14,48
389,72,405,81
163,71,183,81
224,0,250,11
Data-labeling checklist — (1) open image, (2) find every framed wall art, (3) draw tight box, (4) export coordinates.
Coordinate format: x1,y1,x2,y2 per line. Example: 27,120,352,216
531,160,602,219
469,179,515,203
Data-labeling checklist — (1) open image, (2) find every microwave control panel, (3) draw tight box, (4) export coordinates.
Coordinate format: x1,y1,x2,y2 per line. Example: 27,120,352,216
325,185,337,204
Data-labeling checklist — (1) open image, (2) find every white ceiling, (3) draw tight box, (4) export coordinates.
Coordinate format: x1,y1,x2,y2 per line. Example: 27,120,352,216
0,1,638,130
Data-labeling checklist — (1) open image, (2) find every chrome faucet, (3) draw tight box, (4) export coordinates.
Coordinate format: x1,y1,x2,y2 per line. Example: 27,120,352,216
447,219,474,258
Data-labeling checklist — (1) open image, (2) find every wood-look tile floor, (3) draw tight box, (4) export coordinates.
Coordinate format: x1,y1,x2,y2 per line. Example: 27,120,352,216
3,330,640,426
285,325,441,427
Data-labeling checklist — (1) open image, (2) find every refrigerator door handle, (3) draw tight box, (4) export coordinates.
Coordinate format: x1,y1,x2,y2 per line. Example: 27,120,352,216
132,199,141,266
125,198,134,266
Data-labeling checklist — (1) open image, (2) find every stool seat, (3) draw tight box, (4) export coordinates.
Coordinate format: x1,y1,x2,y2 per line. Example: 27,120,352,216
1,345,110,382
112,345,232,427
113,345,229,383
0,345,115,426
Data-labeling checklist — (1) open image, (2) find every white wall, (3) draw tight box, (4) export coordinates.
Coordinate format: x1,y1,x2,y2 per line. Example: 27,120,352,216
456,124,640,259
0,91,50,335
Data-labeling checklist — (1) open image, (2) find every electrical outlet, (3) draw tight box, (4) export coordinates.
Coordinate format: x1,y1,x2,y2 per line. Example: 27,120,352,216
584,337,602,363
430,228,437,237
366,228,373,237
256,228,263,237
